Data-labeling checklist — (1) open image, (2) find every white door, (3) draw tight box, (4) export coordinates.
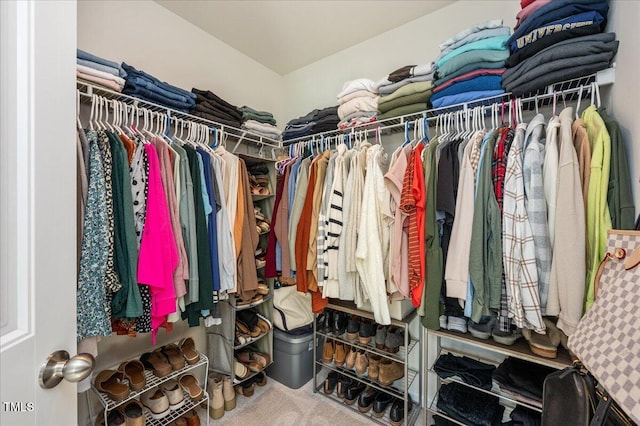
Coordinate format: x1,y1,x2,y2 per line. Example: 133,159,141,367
0,1,80,425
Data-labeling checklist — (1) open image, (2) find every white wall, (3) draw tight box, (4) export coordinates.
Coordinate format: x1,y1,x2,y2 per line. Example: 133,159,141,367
77,0,286,124
282,0,520,120
606,0,640,216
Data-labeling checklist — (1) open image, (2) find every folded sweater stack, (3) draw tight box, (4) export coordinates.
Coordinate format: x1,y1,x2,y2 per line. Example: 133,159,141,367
122,63,196,113
336,78,379,129
503,0,615,96
77,49,126,92
283,106,340,141
432,20,511,108
240,106,282,140
376,64,435,120
191,88,242,127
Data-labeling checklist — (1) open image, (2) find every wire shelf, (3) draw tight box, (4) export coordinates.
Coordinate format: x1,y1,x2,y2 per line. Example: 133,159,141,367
314,382,420,426
233,328,272,351
232,360,273,385
144,391,208,426
92,351,208,412
76,80,282,152
316,360,418,399
317,330,417,363
282,68,615,146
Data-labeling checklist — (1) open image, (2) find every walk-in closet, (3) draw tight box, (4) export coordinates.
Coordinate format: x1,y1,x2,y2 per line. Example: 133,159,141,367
0,1,639,426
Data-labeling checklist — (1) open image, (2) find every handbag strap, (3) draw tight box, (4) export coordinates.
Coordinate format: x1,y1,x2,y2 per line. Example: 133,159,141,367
590,391,613,426
593,253,612,300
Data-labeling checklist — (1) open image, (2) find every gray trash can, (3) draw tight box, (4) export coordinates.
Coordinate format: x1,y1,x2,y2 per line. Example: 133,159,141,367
267,328,319,389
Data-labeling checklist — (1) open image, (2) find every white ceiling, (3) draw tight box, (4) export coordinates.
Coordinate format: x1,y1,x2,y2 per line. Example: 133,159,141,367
155,0,456,75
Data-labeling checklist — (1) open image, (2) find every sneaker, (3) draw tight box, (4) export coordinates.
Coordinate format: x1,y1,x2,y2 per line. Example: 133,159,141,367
492,327,522,346
439,315,448,329
141,388,170,420
468,315,496,340
161,379,185,410
446,316,468,334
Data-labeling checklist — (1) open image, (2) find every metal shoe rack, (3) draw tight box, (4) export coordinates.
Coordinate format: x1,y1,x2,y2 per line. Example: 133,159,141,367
206,154,276,386
91,351,209,426
313,301,422,426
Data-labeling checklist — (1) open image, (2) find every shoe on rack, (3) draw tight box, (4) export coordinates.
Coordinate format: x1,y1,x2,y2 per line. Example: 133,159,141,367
357,386,378,413
141,388,170,420
316,312,326,332
256,282,269,295
389,394,412,426
354,350,368,375
378,359,404,386
522,319,561,359
208,375,224,420
140,351,172,378
161,343,186,371
368,355,381,381
446,316,468,334
183,410,200,426
253,371,267,386
93,370,130,402
117,360,147,392
468,315,496,340
120,399,144,426
333,312,348,336
162,379,186,410
346,315,360,341
256,313,272,334
324,371,339,395
322,340,334,364
372,392,395,418
334,342,347,367
320,310,334,333
337,376,353,399
439,315,448,329
179,337,200,365
384,326,405,354
375,325,387,350
344,382,366,405
237,351,270,370
235,381,255,397
358,320,376,345
95,409,125,426
492,326,522,346
179,374,204,401
345,346,358,370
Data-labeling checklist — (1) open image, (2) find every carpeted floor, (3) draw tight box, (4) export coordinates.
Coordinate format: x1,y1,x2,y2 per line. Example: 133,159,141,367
206,377,377,425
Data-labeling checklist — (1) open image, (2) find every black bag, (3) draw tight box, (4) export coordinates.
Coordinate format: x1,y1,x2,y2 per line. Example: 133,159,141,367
542,364,636,426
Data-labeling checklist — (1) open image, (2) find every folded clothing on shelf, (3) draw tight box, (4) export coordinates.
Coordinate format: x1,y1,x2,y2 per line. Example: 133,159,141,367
378,73,434,96
239,105,276,126
502,32,618,96
431,75,504,104
191,88,242,128
431,89,505,109
433,352,496,390
121,62,196,112
242,120,282,140
377,102,430,121
377,80,433,114
283,106,340,140
507,0,609,53
437,382,504,426
492,357,556,403
77,48,127,78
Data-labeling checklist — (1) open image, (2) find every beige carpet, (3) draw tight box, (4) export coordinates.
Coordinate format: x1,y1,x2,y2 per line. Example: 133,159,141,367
206,377,375,426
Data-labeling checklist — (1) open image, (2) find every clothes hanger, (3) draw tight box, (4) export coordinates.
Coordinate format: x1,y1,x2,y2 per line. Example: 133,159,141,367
575,86,584,119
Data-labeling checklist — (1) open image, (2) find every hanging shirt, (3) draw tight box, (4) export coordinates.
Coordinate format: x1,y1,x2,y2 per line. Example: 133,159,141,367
325,144,349,298
196,147,221,295
582,105,612,312
503,123,545,333
338,150,358,301
544,117,560,249
355,145,392,325
138,144,178,344
385,145,411,300
553,107,587,336
211,153,236,292
523,114,552,315
77,130,110,340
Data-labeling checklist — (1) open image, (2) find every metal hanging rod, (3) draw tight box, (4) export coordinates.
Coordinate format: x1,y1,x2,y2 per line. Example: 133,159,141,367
76,80,283,150
281,68,615,146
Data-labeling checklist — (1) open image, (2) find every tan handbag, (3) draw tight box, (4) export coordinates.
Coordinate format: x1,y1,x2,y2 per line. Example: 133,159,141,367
568,230,640,424
272,285,313,332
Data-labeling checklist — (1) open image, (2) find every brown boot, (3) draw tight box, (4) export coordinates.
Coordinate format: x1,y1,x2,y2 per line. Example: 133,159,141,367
222,375,236,411
334,342,347,367
378,359,404,386
208,375,224,420
322,340,334,364
368,355,381,381
345,346,357,370
354,350,368,375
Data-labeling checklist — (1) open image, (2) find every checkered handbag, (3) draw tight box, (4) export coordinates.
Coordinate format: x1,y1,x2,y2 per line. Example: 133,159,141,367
568,230,640,424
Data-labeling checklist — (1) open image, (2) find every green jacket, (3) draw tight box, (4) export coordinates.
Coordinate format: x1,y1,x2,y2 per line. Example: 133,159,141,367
469,130,502,322
597,107,635,230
